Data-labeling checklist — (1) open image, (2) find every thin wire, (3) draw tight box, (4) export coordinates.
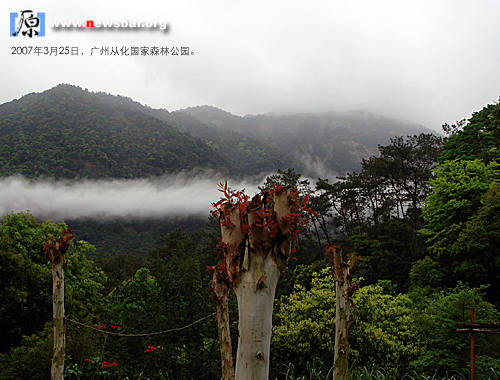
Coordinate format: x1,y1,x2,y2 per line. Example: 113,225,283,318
66,311,216,337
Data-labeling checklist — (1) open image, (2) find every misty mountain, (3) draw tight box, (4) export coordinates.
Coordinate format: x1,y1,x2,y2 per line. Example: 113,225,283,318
0,84,233,179
64,90,298,176
141,108,297,176
0,84,295,254
182,106,436,175
0,84,435,181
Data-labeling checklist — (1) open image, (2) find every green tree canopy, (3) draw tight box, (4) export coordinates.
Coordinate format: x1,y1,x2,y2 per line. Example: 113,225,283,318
418,159,500,299
440,102,500,164
421,159,499,255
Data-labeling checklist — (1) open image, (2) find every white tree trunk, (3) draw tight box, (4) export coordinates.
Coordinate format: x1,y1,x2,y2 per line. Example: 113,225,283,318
217,190,292,380
233,253,280,380
44,230,73,380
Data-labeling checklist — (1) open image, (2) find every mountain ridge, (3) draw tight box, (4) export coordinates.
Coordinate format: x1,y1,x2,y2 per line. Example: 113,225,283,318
0,84,438,180
0,84,233,179
180,105,437,176
0,84,440,255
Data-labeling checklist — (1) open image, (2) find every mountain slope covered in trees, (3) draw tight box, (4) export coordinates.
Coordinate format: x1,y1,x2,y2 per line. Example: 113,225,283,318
182,106,436,175
0,84,437,180
0,84,437,255
55,89,299,176
0,85,235,179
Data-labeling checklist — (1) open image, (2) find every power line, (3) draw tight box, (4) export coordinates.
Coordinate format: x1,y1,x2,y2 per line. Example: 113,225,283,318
66,312,216,337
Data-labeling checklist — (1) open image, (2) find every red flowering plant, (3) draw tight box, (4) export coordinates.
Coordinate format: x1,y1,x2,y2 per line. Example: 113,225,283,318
64,356,118,379
144,345,162,362
208,181,317,295
101,361,118,368
144,345,157,353
207,180,317,379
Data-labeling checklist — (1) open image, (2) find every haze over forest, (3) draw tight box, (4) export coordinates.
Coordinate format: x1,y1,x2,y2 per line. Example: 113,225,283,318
2,0,500,378
0,84,434,217
0,83,440,254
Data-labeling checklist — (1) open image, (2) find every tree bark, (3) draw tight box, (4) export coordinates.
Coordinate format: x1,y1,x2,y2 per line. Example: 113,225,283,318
328,246,359,380
51,260,66,380
44,229,74,380
210,202,244,380
210,266,235,380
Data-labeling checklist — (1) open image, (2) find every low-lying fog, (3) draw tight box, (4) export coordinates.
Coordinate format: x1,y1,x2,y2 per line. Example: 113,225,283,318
0,173,269,221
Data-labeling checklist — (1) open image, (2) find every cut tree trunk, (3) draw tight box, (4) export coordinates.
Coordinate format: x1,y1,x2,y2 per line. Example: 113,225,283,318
214,186,300,380
328,246,359,380
51,259,66,380
44,229,74,380
233,254,279,380
210,266,235,380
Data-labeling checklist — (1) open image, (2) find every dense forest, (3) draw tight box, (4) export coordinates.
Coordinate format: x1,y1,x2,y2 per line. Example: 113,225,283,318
1,86,500,379
0,84,433,181
0,85,232,179
0,84,301,179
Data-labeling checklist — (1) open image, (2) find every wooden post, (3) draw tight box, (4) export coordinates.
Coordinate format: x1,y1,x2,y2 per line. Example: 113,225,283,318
471,308,475,380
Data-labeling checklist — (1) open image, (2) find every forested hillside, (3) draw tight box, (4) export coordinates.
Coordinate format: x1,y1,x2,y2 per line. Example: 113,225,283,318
183,105,436,175
0,84,436,255
0,84,232,179
151,109,298,176
50,88,298,176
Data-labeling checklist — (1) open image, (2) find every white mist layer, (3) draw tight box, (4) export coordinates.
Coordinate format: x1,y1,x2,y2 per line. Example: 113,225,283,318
0,174,263,221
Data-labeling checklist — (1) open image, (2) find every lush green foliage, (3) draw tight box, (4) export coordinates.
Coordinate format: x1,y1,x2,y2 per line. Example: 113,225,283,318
273,269,336,371
273,269,421,377
272,262,500,380
412,99,500,303
312,133,441,292
421,159,499,254
0,212,66,353
350,283,421,376
440,102,500,164
419,159,500,298
0,212,108,379
410,283,500,375
0,244,51,354
0,84,230,179
0,216,223,380
0,211,66,262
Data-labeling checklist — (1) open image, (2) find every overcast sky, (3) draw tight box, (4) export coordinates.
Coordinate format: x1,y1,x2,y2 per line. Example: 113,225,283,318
2,0,500,132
